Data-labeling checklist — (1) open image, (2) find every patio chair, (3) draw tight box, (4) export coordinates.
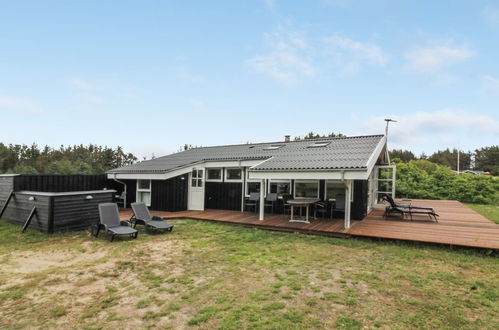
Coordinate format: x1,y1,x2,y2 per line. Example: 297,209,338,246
330,194,345,219
245,192,260,212
264,193,278,214
314,201,330,219
381,194,439,222
95,203,138,242
282,194,293,217
130,202,174,233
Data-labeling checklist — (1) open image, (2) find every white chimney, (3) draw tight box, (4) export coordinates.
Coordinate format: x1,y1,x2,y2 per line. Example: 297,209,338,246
284,135,291,142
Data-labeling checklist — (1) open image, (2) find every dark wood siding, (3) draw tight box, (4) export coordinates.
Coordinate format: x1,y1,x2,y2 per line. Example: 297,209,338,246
151,175,188,211
0,190,114,233
319,180,325,200
1,192,51,232
13,174,117,192
351,180,368,220
52,191,114,232
0,176,16,208
205,182,242,211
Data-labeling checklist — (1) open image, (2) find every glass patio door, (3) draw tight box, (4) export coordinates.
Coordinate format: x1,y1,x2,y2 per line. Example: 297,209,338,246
374,165,396,205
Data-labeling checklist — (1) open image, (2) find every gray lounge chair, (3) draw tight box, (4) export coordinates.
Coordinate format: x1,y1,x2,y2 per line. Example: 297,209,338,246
96,203,138,241
130,202,174,233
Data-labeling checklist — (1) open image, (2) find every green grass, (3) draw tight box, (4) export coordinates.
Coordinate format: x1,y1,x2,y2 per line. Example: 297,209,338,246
0,219,498,329
466,203,499,224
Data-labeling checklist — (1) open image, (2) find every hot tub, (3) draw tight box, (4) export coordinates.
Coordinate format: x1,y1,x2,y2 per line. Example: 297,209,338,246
0,174,117,233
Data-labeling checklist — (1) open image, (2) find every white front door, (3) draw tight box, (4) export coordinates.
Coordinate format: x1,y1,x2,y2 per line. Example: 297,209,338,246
188,168,205,210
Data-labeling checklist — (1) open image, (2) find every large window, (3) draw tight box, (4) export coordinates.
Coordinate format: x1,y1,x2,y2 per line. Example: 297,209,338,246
137,180,151,206
269,181,290,195
325,181,344,200
294,181,319,198
246,181,261,196
192,169,203,187
206,168,222,181
226,168,242,181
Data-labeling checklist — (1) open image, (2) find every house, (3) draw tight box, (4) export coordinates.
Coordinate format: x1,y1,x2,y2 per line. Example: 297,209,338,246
461,170,491,175
107,134,394,228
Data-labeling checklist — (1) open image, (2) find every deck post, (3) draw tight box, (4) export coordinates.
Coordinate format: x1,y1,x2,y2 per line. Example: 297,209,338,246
344,180,351,229
259,179,265,221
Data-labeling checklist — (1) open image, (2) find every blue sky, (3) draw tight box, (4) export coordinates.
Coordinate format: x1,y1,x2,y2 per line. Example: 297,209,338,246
0,0,498,158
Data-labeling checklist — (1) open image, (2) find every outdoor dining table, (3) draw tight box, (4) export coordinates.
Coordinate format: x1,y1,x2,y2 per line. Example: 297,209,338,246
287,198,321,224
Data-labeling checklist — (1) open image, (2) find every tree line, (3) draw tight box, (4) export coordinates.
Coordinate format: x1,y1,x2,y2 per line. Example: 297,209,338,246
0,143,137,174
390,146,499,175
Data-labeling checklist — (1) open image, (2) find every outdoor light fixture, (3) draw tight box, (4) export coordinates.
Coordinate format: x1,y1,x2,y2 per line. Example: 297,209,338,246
85,195,94,200
28,196,35,201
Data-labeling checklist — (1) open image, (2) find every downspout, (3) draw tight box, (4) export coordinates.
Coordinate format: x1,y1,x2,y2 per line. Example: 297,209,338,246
112,173,127,208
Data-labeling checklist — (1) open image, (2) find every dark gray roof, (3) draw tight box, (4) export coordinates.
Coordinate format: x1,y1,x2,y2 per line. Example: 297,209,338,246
108,135,385,174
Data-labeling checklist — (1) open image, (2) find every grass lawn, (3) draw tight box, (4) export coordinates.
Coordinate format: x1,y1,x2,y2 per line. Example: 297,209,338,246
466,204,499,224
0,220,497,329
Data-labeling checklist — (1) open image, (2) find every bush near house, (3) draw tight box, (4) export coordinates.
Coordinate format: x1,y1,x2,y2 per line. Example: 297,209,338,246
394,159,499,205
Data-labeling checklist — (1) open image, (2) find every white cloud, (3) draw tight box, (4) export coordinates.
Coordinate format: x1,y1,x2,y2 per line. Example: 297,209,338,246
190,99,204,107
70,78,97,90
263,0,275,9
324,35,389,67
177,70,204,84
482,75,499,92
0,93,40,112
404,43,474,73
245,28,315,84
482,7,499,27
362,110,499,150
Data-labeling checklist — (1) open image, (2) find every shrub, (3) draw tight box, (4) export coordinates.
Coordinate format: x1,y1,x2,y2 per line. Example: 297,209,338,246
396,161,499,205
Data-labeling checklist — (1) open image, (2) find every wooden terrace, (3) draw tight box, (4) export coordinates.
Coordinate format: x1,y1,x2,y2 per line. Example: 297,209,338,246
120,200,499,250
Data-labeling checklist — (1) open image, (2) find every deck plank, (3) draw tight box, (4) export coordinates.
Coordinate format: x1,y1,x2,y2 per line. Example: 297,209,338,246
119,199,499,250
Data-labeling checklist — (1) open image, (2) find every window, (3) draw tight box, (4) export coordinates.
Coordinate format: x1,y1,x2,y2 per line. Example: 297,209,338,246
376,166,396,203
263,144,284,150
137,180,151,206
246,181,261,196
294,181,319,198
325,181,344,200
307,141,331,148
269,181,290,195
226,168,242,181
191,169,203,187
206,168,222,181
138,179,150,190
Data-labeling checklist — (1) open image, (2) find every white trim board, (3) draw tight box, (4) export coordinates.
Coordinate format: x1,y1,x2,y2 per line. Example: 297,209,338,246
247,170,368,180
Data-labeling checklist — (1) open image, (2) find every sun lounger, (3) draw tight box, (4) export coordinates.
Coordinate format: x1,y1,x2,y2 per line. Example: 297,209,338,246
130,202,174,233
381,194,439,222
96,203,138,241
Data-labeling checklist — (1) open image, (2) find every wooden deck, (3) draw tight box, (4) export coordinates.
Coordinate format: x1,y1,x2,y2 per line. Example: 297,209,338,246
120,200,499,250
348,200,499,250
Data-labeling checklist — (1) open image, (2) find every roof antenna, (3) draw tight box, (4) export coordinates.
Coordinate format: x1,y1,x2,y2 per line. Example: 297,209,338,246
384,118,397,137
384,119,397,165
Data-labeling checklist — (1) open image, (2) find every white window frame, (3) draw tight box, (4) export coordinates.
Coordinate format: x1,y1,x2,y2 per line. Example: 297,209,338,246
293,180,320,199
191,168,204,187
206,168,223,182
324,180,345,200
268,180,291,195
375,165,396,203
225,168,242,182
136,179,152,207
245,171,265,197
